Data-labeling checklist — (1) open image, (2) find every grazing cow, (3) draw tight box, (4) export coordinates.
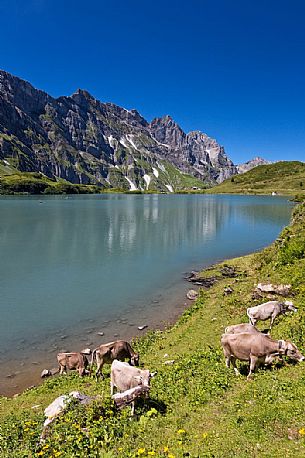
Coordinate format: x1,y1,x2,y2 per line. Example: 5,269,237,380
57,352,89,376
110,359,155,415
90,340,139,379
225,323,263,335
247,300,297,329
221,332,304,379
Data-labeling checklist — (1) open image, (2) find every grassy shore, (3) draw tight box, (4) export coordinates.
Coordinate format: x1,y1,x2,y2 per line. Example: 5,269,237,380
1,202,305,457
207,161,305,197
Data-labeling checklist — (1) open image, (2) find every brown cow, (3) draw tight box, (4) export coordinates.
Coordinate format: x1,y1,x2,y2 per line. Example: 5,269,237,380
90,340,139,379
224,323,263,335
57,352,90,376
221,332,304,379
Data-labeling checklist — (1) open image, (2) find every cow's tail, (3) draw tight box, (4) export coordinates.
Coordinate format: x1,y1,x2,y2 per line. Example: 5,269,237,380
89,348,97,375
247,308,255,325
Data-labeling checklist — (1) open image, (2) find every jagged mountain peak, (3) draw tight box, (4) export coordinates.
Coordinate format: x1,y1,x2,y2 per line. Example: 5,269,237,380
237,156,271,174
187,130,208,141
71,88,96,101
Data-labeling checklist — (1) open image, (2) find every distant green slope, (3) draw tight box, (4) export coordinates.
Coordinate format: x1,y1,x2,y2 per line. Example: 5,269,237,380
0,169,105,195
207,161,305,197
0,159,207,195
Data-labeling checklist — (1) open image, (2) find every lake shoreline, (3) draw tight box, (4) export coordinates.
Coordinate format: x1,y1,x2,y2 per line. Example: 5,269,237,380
1,281,195,398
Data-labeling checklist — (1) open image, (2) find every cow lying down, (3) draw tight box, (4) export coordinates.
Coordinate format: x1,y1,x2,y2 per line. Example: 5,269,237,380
221,332,304,379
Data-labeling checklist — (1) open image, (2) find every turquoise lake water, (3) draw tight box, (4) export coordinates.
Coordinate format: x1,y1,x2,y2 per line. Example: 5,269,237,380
0,194,293,394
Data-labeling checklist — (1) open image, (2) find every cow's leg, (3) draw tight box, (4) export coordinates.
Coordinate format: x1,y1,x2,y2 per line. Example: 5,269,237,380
95,356,104,380
270,313,276,329
59,364,66,375
230,357,240,376
131,401,135,416
247,355,258,380
110,381,116,396
225,356,231,368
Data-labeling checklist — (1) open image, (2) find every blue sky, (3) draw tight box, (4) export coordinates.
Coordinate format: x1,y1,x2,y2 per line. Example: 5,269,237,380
0,0,304,164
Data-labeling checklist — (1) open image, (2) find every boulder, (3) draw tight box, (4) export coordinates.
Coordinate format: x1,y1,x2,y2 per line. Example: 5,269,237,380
186,289,198,300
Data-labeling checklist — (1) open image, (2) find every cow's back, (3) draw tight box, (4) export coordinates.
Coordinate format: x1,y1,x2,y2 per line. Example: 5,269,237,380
57,352,86,369
111,360,145,392
221,333,274,360
225,323,260,334
250,301,281,319
111,341,133,360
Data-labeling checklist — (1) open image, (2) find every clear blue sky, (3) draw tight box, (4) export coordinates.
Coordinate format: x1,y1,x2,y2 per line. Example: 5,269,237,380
0,0,304,164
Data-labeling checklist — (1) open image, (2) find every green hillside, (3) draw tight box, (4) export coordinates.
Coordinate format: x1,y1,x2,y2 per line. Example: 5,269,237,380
207,161,305,197
1,203,305,456
0,170,104,195
0,159,206,195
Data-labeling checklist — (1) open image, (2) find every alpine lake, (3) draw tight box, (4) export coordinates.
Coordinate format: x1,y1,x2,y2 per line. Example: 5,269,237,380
0,193,293,396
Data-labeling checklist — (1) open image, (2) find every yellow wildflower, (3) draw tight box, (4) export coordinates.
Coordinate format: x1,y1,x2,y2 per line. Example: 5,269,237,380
118,447,123,451
202,432,208,439
163,446,169,452
177,429,186,434
36,452,44,457
299,427,305,436
168,454,175,458
137,448,146,455
148,452,156,456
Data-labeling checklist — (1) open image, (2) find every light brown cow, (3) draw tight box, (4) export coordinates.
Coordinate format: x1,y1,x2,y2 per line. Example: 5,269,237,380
221,332,304,379
57,352,89,376
247,300,297,329
225,323,263,335
110,359,155,415
90,340,139,379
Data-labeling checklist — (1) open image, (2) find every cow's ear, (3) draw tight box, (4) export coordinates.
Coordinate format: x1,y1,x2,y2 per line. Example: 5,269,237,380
150,372,157,378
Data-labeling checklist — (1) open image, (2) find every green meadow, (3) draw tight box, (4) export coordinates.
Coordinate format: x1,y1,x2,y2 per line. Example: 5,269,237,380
207,161,305,197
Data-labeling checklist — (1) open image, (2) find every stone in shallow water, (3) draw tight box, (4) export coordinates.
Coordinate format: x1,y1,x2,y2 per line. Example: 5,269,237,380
41,369,51,378
186,289,198,300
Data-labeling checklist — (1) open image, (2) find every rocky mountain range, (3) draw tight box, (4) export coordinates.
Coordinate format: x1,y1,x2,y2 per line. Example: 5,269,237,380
0,70,265,192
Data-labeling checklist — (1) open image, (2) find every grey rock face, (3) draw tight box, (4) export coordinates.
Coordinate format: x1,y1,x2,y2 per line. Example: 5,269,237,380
0,70,248,190
237,157,271,174
149,117,238,183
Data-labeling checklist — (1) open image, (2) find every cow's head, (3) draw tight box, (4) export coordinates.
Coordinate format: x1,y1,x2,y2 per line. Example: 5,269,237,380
131,352,140,366
283,301,298,313
134,370,156,398
282,341,305,362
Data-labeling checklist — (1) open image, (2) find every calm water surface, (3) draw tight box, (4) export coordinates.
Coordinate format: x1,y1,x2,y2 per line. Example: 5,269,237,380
0,194,293,395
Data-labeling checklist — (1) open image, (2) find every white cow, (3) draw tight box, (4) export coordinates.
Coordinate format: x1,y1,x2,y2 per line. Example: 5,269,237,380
110,360,155,415
247,300,297,329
